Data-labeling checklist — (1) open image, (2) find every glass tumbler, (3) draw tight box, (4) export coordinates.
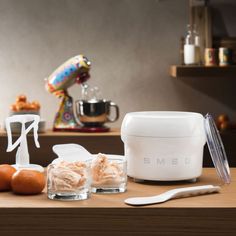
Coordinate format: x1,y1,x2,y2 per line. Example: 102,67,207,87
91,154,127,193
47,161,91,201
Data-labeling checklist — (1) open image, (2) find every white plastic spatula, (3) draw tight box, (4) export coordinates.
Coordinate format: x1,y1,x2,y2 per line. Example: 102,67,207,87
124,185,221,206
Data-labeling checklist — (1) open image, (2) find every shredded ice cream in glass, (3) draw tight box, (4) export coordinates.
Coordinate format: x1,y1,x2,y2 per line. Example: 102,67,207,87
47,160,91,200
91,153,127,192
48,161,89,191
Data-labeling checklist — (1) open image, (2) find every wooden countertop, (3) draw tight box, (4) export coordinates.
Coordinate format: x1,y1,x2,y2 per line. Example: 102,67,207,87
0,168,235,235
0,168,235,208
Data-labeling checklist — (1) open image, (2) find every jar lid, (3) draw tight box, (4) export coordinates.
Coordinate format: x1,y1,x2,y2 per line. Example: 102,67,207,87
204,114,231,184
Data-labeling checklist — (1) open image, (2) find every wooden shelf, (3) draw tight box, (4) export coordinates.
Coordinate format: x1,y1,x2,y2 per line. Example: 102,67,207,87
170,65,236,78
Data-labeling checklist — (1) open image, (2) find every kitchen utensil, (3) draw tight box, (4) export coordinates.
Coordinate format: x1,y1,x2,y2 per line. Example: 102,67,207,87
4,119,46,133
124,185,220,206
121,112,230,183
5,114,44,172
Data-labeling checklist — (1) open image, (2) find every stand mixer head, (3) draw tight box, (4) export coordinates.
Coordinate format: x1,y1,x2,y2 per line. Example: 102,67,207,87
45,55,91,131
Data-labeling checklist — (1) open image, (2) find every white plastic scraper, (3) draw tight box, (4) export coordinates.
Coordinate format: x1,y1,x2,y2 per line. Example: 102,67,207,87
125,185,221,206
5,114,44,172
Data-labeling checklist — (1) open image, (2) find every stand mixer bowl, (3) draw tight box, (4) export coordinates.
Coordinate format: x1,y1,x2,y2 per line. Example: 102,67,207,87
75,99,119,127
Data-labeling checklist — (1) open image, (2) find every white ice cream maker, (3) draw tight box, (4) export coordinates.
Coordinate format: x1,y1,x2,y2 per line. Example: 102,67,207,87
121,111,230,184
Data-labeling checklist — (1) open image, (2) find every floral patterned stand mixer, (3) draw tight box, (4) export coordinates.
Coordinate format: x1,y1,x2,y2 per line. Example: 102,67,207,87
45,55,92,132
45,55,119,132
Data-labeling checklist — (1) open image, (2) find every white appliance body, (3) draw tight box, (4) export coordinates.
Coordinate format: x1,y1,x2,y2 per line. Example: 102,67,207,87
121,112,206,181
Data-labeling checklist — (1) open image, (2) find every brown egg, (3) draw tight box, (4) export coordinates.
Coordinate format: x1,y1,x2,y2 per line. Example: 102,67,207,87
0,165,16,191
11,170,45,195
217,114,229,124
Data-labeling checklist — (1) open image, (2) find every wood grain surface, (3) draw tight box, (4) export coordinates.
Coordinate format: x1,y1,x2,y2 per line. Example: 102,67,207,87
0,169,235,235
